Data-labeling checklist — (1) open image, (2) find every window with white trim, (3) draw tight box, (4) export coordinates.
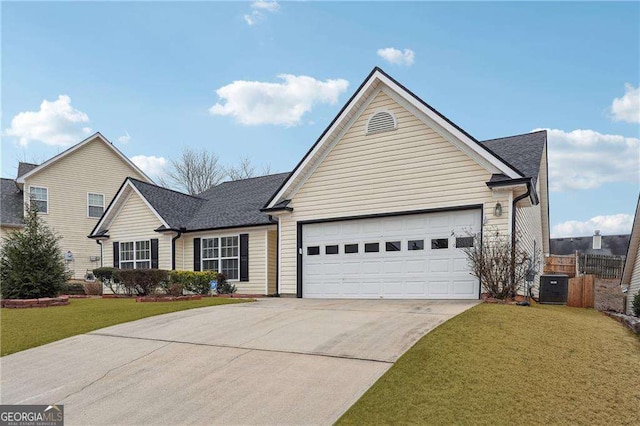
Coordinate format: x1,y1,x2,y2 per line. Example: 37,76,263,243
202,236,239,280
29,186,48,214
87,193,105,218
120,240,150,269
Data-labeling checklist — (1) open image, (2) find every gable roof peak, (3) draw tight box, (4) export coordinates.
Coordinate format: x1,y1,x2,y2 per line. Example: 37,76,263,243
15,132,152,184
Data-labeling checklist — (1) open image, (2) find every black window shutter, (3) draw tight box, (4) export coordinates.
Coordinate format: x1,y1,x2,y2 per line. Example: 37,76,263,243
240,233,249,282
113,242,119,268
194,238,201,271
150,239,159,269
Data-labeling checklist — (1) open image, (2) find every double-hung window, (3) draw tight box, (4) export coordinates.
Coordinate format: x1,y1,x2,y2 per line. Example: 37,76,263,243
120,240,151,269
87,193,105,218
201,235,239,280
29,186,48,214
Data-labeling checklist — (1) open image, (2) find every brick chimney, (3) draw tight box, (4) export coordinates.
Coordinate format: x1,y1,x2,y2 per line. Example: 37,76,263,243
592,230,602,250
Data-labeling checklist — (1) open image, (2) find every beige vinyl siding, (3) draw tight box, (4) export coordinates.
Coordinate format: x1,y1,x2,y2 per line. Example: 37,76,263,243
178,226,275,295
277,90,511,295
24,138,148,278
628,242,640,314
267,230,277,294
515,202,543,295
102,191,172,270
0,226,22,242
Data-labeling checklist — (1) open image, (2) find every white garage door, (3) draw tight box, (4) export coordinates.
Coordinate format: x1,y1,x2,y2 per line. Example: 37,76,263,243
302,209,481,299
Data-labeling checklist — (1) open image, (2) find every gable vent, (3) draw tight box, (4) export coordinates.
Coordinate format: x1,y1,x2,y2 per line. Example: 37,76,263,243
366,111,397,135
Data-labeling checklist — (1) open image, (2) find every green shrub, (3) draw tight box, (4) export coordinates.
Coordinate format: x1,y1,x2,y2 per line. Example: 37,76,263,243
118,269,169,296
633,292,640,317
0,205,69,299
93,267,121,294
168,270,218,295
216,273,236,295
60,282,86,295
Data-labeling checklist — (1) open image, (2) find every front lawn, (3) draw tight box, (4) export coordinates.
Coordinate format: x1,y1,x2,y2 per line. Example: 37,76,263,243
0,297,249,356
339,303,640,425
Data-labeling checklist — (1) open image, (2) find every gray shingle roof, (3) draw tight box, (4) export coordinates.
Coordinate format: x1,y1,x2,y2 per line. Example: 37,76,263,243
17,162,38,179
126,173,290,232
550,234,631,257
1,178,24,227
128,179,205,229
480,130,546,180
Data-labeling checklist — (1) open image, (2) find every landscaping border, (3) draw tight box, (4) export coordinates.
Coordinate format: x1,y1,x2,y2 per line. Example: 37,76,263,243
1,296,69,309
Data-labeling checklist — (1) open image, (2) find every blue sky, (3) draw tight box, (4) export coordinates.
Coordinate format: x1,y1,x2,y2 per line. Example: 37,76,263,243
2,1,639,237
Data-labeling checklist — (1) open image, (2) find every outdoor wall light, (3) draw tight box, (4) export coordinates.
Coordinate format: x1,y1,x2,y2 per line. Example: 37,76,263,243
494,202,503,217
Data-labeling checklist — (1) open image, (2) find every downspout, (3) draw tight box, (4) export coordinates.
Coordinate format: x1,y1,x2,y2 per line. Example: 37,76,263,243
171,228,185,270
95,240,103,268
268,215,280,297
511,181,532,289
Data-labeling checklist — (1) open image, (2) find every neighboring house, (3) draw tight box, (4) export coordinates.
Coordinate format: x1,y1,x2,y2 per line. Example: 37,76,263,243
551,231,630,257
90,67,550,299
622,195,640,315
1,133,152,279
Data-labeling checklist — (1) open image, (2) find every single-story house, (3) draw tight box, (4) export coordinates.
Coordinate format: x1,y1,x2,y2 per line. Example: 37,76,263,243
621,194,640,315
90,67,550,299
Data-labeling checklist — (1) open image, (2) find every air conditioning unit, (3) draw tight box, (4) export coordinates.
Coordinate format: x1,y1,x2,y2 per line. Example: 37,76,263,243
539,274,569,304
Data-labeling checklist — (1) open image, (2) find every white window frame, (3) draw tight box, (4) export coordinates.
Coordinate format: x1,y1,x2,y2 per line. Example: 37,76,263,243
87,192,105,219
29,186,49,214
119,240,151,269
201,234,240,281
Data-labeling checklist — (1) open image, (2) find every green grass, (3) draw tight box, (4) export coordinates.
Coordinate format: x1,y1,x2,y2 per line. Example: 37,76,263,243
339,303,640,425
1,297,249,356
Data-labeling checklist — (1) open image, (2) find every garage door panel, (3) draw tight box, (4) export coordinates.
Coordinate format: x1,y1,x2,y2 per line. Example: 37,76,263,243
302,209,480,299
429,259,450,273
453,280,475,295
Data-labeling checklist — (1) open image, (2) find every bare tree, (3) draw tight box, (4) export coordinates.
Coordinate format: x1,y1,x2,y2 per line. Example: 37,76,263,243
158,148,225,195
462,229,537,300
227,156,272,181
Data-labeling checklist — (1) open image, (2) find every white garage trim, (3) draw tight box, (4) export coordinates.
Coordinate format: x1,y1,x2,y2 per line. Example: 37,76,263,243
296,205,483,298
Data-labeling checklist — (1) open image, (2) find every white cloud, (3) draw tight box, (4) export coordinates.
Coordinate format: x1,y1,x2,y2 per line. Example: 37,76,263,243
209,74,349,126
537,128,639,192
610,83,640,123
131,155,167,179
117,131,131,144
4,95,92,147
244,1,279,26
377,47,415,66
251,1,279,12
552,214,634,238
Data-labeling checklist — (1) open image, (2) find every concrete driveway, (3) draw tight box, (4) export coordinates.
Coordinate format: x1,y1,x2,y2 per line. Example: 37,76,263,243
1,298,478,425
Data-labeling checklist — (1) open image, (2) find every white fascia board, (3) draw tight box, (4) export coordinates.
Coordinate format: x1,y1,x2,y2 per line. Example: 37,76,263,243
265,77,380,209
265,70,521,208
91,180,169,236
16,133,154,184
375,72,522,178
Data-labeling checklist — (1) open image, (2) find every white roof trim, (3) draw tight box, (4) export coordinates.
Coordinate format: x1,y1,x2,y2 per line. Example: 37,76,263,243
91,179,169,236
265,69,522,209
16,133,153,184
622,195,640,285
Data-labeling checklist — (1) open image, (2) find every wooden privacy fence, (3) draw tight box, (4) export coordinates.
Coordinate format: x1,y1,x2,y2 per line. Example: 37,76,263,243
546,253,625,279
567,275,594,308
578,254,624,279
544,255,576,277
